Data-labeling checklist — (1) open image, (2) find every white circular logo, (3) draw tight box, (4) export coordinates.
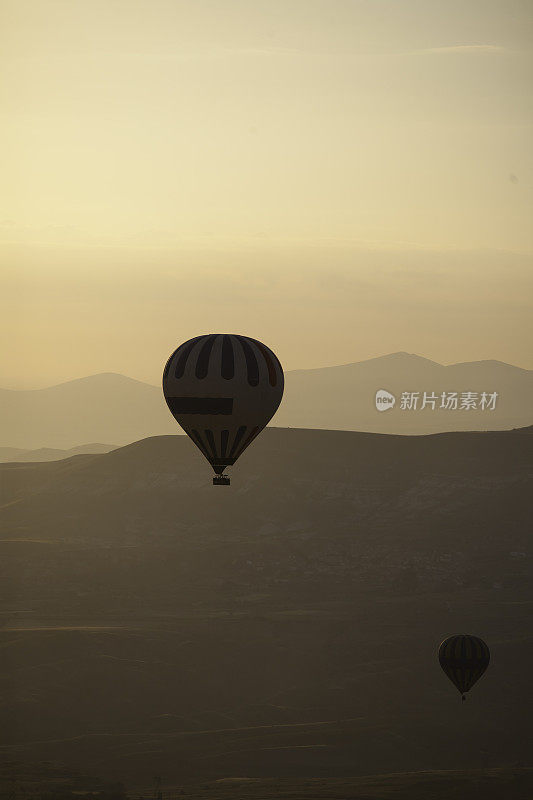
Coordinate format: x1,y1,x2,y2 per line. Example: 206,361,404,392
375,388,396,412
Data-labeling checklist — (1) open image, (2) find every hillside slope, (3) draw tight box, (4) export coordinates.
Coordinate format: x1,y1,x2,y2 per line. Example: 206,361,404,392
0,427,531,786
0,373,172,449
0,443,116,463
276,352,533,434
1,354,532,449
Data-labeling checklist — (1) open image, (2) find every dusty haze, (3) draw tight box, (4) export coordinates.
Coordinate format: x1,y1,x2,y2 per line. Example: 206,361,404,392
1,353,532,449
2,0,533,387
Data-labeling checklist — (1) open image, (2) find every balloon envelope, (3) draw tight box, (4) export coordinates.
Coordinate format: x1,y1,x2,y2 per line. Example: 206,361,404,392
163,334,284,482
438,634,490,697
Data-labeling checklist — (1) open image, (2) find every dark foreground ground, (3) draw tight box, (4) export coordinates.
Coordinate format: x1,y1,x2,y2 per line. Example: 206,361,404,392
2,763,533,799
0,427,532,796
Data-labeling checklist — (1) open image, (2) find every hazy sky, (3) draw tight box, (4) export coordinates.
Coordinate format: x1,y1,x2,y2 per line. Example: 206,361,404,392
2,0,532,387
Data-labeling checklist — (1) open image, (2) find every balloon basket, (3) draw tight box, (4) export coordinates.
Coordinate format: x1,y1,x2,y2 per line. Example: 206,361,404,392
213,475,231,486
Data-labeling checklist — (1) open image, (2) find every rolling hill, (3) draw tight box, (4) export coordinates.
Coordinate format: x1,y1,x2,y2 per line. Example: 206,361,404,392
1,353,532,450
276,352,533,434
0,373,167,450
0,443,116,463
0,426,531,791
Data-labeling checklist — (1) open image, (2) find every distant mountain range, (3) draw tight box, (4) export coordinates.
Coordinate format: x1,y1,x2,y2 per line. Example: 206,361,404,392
277,352,533,435
0,372,166,450
0,443,116,463
1,352,531,449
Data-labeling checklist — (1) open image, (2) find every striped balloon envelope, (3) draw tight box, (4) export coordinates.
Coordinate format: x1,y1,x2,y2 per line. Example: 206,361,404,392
438,634,490,701
163,334,284,485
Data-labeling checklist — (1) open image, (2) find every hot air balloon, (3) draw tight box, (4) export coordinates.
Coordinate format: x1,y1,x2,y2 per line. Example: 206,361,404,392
438,634,490,701
163,334,284,485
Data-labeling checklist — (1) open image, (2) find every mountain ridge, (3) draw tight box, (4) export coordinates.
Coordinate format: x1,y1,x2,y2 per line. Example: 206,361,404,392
2,353,531,392
0,442,116,463
1,353,532,449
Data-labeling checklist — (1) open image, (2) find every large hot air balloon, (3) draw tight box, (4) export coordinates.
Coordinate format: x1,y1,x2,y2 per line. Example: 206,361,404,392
438,634,490,701
163,334,284,485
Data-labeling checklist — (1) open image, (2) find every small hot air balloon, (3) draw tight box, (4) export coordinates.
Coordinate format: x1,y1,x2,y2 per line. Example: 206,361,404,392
163,334,284,485
438,634,490,701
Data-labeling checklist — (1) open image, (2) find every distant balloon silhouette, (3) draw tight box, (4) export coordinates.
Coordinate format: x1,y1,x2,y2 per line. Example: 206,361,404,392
163,334,284,485
438,634,490,701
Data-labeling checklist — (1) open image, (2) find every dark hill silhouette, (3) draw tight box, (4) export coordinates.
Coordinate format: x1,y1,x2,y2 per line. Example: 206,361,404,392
0,443,116,463
1,762,532,799
1,354,532,449
0,427,531,788
2,764,533,800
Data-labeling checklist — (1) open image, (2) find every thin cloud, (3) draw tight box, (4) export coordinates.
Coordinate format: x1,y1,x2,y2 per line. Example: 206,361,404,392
112,45,301,61
415,44,505,55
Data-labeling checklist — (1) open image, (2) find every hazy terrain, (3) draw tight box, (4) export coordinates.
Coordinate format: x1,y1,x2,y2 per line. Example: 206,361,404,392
1,426,532,797
0,443,116,463
277,352,533,435
1,353,532,450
